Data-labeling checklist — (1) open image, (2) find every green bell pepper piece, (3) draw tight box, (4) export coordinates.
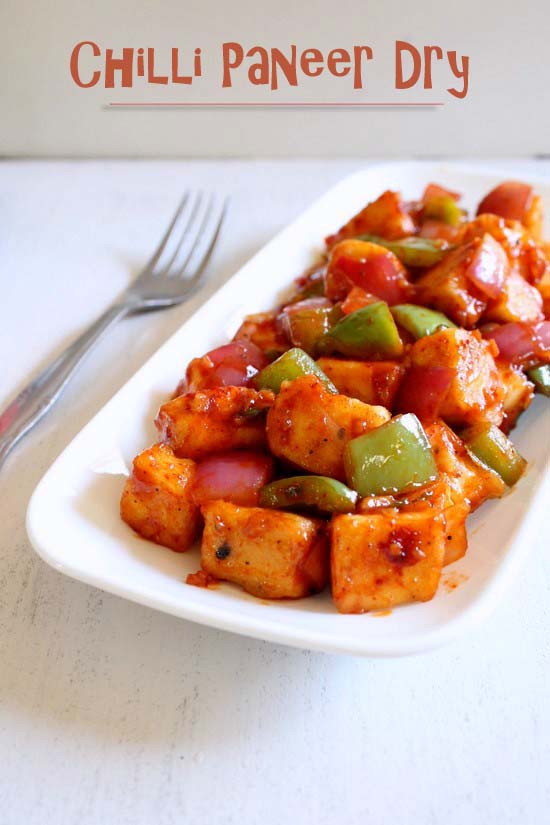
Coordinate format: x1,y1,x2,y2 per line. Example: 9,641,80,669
286,306,340,356
391,304,456,339
252,347,337,394
423,195,463,227
527,365,550,397
356,234,450,267
344,413,439,496
461,423,526,486
320,302,403,359
260,475,358,514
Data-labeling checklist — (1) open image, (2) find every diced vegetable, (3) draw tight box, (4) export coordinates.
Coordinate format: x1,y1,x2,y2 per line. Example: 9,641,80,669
356,234,451,268
343,413,439,496
193,451,274,507
396,366,455,422
252,347,337,394
326,239,412,304
537,321,550,349
199,500,329,599
280,304,339,356
424,194,464,227
464,233,507,299
483,321,550,368
320,302,404,359
528,364,550,396
477,181,533,223
391,304,456,338
260,476,358,514
184,340,268,393
461,423,527,486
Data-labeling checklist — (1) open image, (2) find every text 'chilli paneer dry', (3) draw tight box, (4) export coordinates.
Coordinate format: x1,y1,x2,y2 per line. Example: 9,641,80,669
120,180,550,613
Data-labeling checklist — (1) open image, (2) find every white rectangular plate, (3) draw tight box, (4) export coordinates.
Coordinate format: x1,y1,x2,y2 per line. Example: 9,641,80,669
27,161,550,657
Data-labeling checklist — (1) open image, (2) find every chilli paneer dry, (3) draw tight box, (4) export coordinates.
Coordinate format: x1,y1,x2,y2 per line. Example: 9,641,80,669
121,180,550,613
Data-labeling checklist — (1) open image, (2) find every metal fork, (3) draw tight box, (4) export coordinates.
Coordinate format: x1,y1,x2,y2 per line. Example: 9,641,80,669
0,191,227,469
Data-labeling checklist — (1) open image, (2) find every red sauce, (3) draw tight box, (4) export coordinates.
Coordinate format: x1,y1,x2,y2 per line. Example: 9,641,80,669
442,571,469,592
186,569,219,589
380,528,425,567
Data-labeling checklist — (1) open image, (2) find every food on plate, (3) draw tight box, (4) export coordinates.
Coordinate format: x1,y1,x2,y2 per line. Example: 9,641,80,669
200,500,329,599
265,375,390,480
120,444,200,552
331,506,447,613
121,179,550,613
155,385,274,459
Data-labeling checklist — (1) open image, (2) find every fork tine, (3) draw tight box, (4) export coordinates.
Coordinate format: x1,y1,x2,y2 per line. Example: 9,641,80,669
162,192,215,278
171,195,228,285
156,191,206,277
142,193,189,273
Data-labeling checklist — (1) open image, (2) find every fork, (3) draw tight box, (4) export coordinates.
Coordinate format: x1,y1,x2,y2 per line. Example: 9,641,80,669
0,191,227,469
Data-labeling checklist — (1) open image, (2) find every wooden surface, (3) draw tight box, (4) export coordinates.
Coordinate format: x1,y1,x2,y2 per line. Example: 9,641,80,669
1,159,549,825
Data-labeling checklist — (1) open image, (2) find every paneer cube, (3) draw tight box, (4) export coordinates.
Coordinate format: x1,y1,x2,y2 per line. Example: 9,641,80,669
331,508,446,613
415,243,487,328
484,270,544,324
156,386,274,460
326,190,416,246
200,500,329,599
266,375,390,480
316,358,405,408
497,362,534,433
410,328,505,427
524,194,544,241
442,500,469,566
357,478,469,567
120,443,200,552
425,419,506,510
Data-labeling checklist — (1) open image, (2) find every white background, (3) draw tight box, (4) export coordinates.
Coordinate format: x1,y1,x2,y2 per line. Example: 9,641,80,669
2,0,550,157
0,158,549,824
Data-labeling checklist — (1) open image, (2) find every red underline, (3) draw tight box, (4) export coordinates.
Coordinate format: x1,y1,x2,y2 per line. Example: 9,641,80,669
108,101,444,108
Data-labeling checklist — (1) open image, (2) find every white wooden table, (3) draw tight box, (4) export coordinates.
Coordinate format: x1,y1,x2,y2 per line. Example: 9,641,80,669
1,159,549,825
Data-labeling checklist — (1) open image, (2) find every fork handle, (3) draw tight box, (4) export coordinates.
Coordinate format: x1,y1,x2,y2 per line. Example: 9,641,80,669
0,303,129,469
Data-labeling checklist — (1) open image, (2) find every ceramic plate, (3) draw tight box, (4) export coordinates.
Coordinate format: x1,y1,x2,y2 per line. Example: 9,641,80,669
27,162,550,656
